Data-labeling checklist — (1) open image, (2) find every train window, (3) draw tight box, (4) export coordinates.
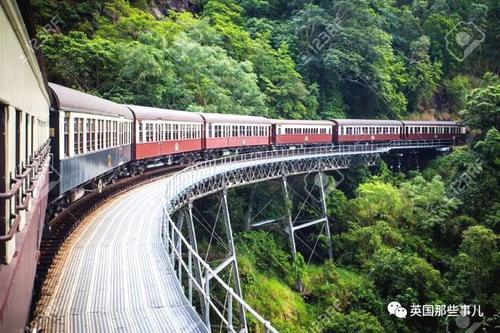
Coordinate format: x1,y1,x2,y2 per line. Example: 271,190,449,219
96,120,100,149
167,123,172,140
90,119,95,150
78,119,83,153
102,120,106,148
106,120,110,147
112,121,116,146
99,120,104,149
95,119,100,149
123,122,126,144
122,122,126,144
127,122,131,144
103,120,107,148
145,123,151,142
63,115,69,157
73,118,79,154
120,122,124,145
25,114,30,161
86,119,92,151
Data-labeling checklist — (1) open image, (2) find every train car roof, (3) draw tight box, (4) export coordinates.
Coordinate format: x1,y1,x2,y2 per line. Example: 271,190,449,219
401,120,460,126
49,83,132,118
271,119,333,126
331,119,403,126
127,105,203,122
197,112,271,124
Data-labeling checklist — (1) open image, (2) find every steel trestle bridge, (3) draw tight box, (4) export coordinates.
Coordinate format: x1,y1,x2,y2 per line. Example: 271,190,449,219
160,140,453,332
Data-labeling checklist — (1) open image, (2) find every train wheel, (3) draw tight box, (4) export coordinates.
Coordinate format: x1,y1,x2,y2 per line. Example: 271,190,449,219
97,179,105,193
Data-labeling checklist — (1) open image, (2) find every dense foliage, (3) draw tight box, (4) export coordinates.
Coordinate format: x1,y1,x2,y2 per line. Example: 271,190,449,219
32,1,499,332
34,0,498,120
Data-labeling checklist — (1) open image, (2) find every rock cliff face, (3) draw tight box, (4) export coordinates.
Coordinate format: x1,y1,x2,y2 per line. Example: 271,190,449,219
149,0,197,18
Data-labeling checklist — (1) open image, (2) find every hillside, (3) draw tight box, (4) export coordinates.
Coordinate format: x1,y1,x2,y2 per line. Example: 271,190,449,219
33,0,498,120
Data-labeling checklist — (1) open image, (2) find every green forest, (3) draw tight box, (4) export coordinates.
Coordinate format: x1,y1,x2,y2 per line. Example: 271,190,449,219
33,0,499,332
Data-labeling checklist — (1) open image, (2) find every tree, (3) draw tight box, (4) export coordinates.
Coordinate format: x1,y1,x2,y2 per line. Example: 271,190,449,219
449,226,499,309
460,73,500,136
324,310,385,333
405,36,443,110
351,181,404,225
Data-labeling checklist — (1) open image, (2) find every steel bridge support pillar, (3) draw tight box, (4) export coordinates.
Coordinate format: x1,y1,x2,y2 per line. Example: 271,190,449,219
282,176,297,260
220,189,248,332
318,172,333,260
185,202,206,319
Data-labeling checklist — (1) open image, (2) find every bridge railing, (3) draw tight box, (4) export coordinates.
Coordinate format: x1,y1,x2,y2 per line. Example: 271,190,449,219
161,210,278,333
164,139,451,210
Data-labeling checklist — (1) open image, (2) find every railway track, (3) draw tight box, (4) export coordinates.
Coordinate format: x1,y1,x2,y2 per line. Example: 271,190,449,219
31,165,184,319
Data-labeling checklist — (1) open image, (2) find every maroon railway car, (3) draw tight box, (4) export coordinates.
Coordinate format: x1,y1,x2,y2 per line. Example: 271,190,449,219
332,119,403,143
402,120,466,141
198,113,271,150
129,105,204,160
271,119,333,145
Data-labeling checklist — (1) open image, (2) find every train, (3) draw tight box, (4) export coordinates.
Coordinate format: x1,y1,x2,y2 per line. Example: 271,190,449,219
47,83,467,213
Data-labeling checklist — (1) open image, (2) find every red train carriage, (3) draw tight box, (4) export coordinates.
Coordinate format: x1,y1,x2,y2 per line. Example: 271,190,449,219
198,113,271,151
332,119,403,143
271,119,333,145
129,105,204,160
402,121,466,142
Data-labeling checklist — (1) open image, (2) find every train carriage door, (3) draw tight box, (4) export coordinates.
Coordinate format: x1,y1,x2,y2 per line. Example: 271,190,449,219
271,123,277,145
